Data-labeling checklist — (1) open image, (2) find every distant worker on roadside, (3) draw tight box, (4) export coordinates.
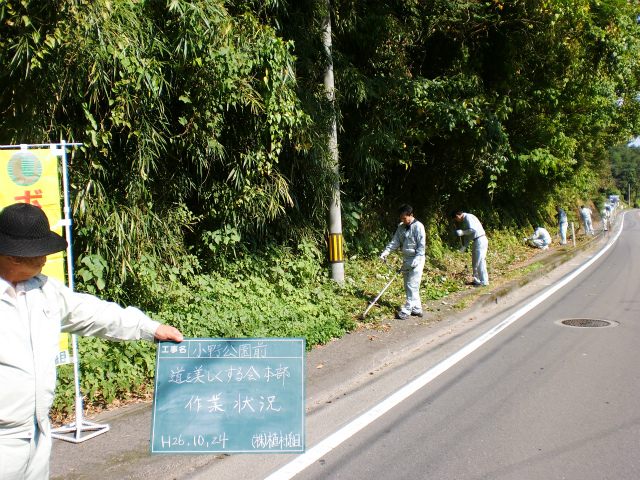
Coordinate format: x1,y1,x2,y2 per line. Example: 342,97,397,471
580,205,594,236
379,204,426,320
524,225,551,250
601,204,610,231
0,202,184,480
606,202,614,222
451,210,489,286
555,205,568,245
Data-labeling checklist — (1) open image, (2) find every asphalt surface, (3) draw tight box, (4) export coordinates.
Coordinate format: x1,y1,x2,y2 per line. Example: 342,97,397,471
295,212,640,479
50,215,616,480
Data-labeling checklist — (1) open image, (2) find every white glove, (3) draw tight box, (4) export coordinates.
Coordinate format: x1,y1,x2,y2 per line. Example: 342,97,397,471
523,237,528,242
379,252,388,261
410,258,419,268
459,246,466,253
456,229,464,236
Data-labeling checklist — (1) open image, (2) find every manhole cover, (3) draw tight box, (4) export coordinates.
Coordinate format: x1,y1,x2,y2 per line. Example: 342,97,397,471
558,318,617,328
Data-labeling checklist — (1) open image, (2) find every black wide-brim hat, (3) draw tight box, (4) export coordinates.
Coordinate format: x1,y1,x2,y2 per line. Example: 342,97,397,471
0,203,68,257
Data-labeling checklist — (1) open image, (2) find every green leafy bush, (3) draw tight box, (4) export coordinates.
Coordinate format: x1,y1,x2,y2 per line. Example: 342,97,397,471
54,242,355,411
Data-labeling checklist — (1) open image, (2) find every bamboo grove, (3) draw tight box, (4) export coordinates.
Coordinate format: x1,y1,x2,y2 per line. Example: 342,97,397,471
2,0,640,299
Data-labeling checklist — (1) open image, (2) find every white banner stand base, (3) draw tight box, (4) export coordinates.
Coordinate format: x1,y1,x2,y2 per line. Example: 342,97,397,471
51,420,110,443
52,333,111,444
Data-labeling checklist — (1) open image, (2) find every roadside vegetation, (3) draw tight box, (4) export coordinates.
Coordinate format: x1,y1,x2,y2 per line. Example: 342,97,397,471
52,222,602,416
0,1,637,414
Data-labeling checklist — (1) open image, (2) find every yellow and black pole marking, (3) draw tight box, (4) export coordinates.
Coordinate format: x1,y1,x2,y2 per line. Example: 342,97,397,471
328,233,344,263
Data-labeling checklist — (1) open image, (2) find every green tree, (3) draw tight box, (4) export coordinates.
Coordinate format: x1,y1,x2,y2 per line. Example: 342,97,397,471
0,0,334,303
1,0,639,291
608,143,640,204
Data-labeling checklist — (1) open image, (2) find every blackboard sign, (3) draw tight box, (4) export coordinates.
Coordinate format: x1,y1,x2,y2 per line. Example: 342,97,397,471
150,338,305,454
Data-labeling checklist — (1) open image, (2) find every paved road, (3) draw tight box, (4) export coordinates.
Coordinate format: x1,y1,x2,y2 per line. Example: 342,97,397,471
288,211,640,479
50,214,628,479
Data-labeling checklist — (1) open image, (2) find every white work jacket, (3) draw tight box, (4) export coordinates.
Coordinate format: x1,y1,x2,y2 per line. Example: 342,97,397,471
382,220,426,264
557,209,568,224
0,274,160,439
458,213,486,250
531,227,551,245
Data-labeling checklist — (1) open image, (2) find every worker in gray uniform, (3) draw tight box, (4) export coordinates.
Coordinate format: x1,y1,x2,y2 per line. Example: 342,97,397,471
525,225,551,250
380,204,426,319
601,205,610,231
555,205,568,245
580,205,594,235
452,210,489,286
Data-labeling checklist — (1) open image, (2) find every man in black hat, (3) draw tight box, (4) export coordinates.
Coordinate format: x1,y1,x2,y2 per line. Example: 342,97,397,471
0,202,183,479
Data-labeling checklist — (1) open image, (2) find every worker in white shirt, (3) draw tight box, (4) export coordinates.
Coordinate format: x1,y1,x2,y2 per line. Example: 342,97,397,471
555,205,568,244
579,205,594,235
601,205,610,231
606,202,614,223
451,210,489,286
525,226,551,250
0,203,184,479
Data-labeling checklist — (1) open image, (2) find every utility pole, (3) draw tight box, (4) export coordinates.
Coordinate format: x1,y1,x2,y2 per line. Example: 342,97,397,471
323,0,344,282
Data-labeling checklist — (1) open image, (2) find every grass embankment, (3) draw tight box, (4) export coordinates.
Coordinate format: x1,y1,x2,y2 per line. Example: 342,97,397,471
53,228,585,418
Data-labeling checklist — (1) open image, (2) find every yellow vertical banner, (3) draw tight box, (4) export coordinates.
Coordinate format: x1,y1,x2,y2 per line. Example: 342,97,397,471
0,147,71,364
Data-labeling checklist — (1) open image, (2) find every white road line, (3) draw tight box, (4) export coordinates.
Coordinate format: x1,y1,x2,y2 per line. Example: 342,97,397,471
264,215,626,480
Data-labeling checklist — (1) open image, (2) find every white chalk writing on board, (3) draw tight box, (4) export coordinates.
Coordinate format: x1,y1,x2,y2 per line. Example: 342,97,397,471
150,338,305,454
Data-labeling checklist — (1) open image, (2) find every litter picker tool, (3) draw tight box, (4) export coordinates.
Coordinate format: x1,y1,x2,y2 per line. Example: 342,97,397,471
362,258,402,320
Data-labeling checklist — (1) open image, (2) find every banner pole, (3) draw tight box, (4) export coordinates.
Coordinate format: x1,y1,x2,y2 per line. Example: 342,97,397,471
60,140,74,290
61,140,87,439
51,140,110,443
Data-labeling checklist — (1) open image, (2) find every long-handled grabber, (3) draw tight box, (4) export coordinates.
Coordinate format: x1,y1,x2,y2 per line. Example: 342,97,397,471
362,258,401,320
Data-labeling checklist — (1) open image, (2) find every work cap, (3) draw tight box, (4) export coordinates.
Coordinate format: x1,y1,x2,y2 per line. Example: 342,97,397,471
0,203,67,257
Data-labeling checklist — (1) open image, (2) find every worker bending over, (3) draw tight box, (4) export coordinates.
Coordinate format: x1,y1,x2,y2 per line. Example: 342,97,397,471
452,210,489,286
